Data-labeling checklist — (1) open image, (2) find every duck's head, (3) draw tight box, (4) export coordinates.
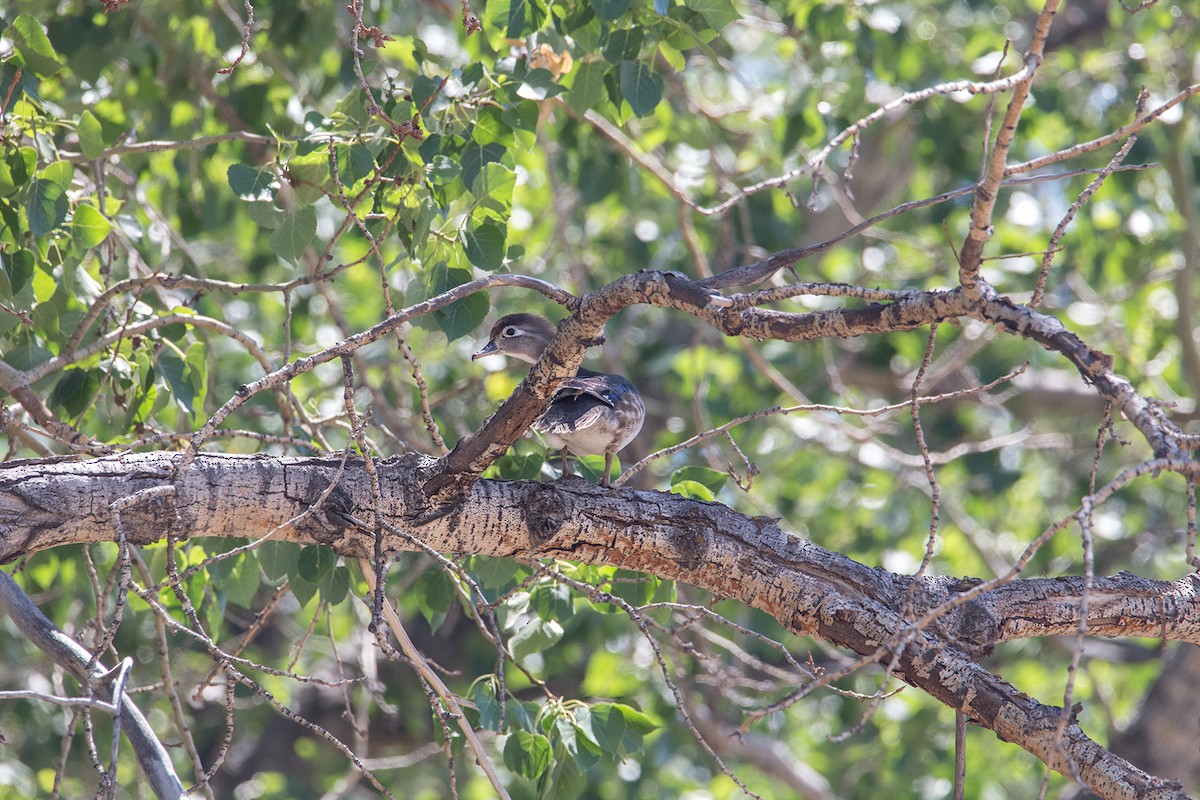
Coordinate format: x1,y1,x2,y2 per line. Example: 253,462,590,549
471,313,558,365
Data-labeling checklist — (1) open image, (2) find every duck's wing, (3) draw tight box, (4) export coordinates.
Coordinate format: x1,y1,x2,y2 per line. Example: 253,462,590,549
534,372,638,436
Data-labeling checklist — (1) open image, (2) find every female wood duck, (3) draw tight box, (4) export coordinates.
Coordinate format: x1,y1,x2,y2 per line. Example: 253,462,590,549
473,313,645,487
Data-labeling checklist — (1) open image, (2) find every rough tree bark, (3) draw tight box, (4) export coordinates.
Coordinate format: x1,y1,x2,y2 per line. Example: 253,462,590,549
1,451,1195,799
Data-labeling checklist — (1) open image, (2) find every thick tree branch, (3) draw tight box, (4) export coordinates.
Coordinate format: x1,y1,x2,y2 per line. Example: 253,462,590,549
0,452,1193,799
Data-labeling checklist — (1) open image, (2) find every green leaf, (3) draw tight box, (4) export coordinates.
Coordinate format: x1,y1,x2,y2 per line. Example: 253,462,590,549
602,29,644,64
318,565,351,605
501,100,540,133
669,479,714,501
466,556,524,591
184,341,208,413
269,206,317,261
297,545,336,582
3,250,35,299
247,201,285,229
40,161,75,190
460,142,506,190
413,567,456,632
685,0,738,30
289,573,319,608
426,155,461,186
610,568,656,605
0,146,36,197
509,617,564,661
2,341,53,371
158,353,195,415
77,111,106,160
567,60,608,114
473,681,502,731
49,368,99,418
579,703,625,753
70,203,113,252
258,540,300,581
494,0,532,39
503,731,551,779
471,162,516,215
284,151,329,204
411,74,447,112
337,143,376,185
591,0,631,20
7,14,64,78
612,703,659,735
670,465,729,494
529,583,573,622
618,60,663,117
227,163,277,201
462,222,507,270
227,554,262,607
427,263,489,342
488,442,545,480
26,177,68,237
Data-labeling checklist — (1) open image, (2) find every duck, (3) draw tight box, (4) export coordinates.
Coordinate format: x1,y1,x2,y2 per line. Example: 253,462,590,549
472,313,645,487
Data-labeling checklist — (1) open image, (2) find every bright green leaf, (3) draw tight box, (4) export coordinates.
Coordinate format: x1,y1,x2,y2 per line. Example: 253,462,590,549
247,201,285,229
461,142,506,192
7,15,64,78
529,582,573,622
471,162,516,214
338,143,376,184
671,465,729,494
426,154,460,186
158,353,194,415
77,111,106,160
612,703,659,734
669,479,715,501
70,203,113,251
227,554,262,607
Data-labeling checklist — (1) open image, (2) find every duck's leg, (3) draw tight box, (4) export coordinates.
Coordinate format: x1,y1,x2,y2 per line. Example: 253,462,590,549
559,447,571,478
600,451,615,488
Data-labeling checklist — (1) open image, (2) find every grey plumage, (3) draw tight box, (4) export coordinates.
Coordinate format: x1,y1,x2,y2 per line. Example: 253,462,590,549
473,314,645,487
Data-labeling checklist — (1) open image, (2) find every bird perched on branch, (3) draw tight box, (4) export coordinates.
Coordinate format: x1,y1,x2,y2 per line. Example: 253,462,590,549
472,313,645,487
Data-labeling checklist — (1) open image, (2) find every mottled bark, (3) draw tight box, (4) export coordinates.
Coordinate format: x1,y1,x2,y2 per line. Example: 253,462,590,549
0,452,1192,799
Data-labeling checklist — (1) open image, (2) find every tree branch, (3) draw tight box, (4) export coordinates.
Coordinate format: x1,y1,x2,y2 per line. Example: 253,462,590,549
0,452,1194,799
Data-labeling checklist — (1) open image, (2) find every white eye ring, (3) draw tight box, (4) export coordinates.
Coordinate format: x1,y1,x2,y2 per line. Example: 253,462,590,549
503,326,518,337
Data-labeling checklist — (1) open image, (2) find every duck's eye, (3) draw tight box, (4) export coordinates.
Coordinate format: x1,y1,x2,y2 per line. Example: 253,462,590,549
503,326,518,337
